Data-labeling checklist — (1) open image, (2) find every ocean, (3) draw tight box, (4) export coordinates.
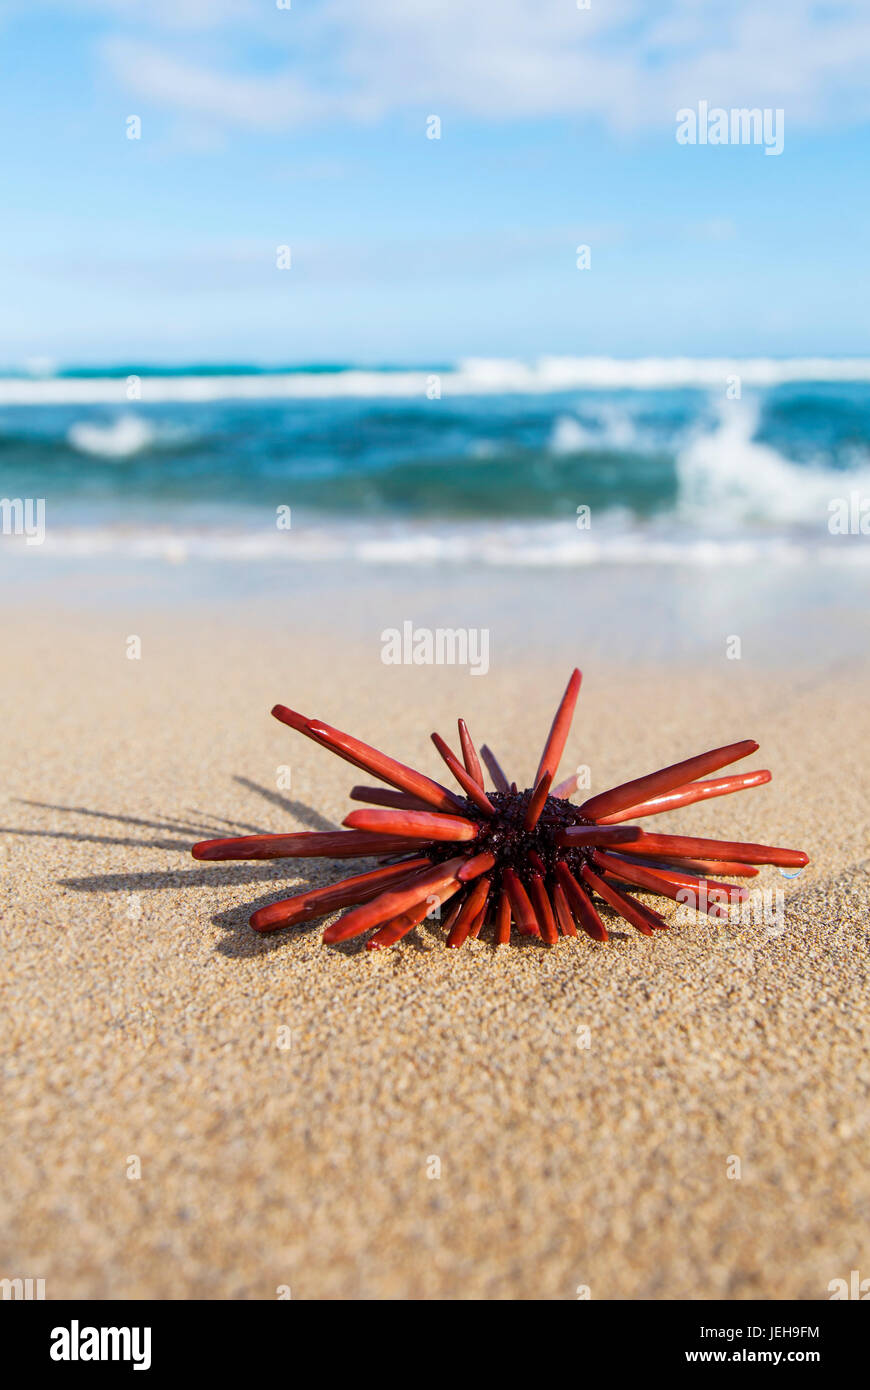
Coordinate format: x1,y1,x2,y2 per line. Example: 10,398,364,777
2,357,870,568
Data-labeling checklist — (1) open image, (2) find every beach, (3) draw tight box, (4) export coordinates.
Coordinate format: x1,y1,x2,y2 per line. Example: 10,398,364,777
6,0,870,1316
2,564,868,1299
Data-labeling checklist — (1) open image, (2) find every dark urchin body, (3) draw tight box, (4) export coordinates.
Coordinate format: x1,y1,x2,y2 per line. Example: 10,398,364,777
423,790,590,878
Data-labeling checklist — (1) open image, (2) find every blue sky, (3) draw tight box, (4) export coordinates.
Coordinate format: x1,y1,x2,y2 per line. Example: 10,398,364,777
2,0,869,365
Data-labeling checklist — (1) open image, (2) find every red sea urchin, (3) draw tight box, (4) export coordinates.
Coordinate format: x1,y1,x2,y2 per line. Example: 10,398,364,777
191,670,808,950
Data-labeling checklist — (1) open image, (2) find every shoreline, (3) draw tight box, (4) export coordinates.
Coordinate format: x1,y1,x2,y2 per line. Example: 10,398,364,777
3,549,869,676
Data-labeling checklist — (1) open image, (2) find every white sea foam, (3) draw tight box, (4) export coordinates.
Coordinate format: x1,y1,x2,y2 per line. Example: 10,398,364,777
548,415,595,454
675,397,870,528
549,403,641,454
67,414,156,458
21,519,870,567
3,356,870,405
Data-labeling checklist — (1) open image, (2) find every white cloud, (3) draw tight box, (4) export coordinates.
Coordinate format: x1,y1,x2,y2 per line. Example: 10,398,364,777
103,39,333,128
74,0,256,29
98,0,870,132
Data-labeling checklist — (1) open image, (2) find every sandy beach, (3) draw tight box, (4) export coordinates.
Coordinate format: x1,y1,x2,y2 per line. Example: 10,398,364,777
2,573,868,1300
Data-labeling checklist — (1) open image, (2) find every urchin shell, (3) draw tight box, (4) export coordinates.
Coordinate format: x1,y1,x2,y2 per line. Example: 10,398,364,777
191,669,808,949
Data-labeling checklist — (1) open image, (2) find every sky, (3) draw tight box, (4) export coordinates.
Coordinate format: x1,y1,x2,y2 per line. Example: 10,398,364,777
1,0,869,366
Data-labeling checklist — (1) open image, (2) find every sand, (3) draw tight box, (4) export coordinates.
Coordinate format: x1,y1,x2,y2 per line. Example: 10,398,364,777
2,599,869,1300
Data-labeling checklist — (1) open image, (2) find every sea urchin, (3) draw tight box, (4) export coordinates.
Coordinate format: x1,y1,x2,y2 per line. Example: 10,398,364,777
191,670,808,950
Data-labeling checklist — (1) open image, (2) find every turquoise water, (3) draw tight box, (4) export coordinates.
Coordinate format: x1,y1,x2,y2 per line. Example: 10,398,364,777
1,361,869,564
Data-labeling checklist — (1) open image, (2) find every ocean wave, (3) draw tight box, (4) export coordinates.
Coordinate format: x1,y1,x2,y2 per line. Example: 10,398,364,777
3,356,870,404
2,380,868,539
675,398,870,528
17,519,870,568
548,403,644,455
67,414,157,459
